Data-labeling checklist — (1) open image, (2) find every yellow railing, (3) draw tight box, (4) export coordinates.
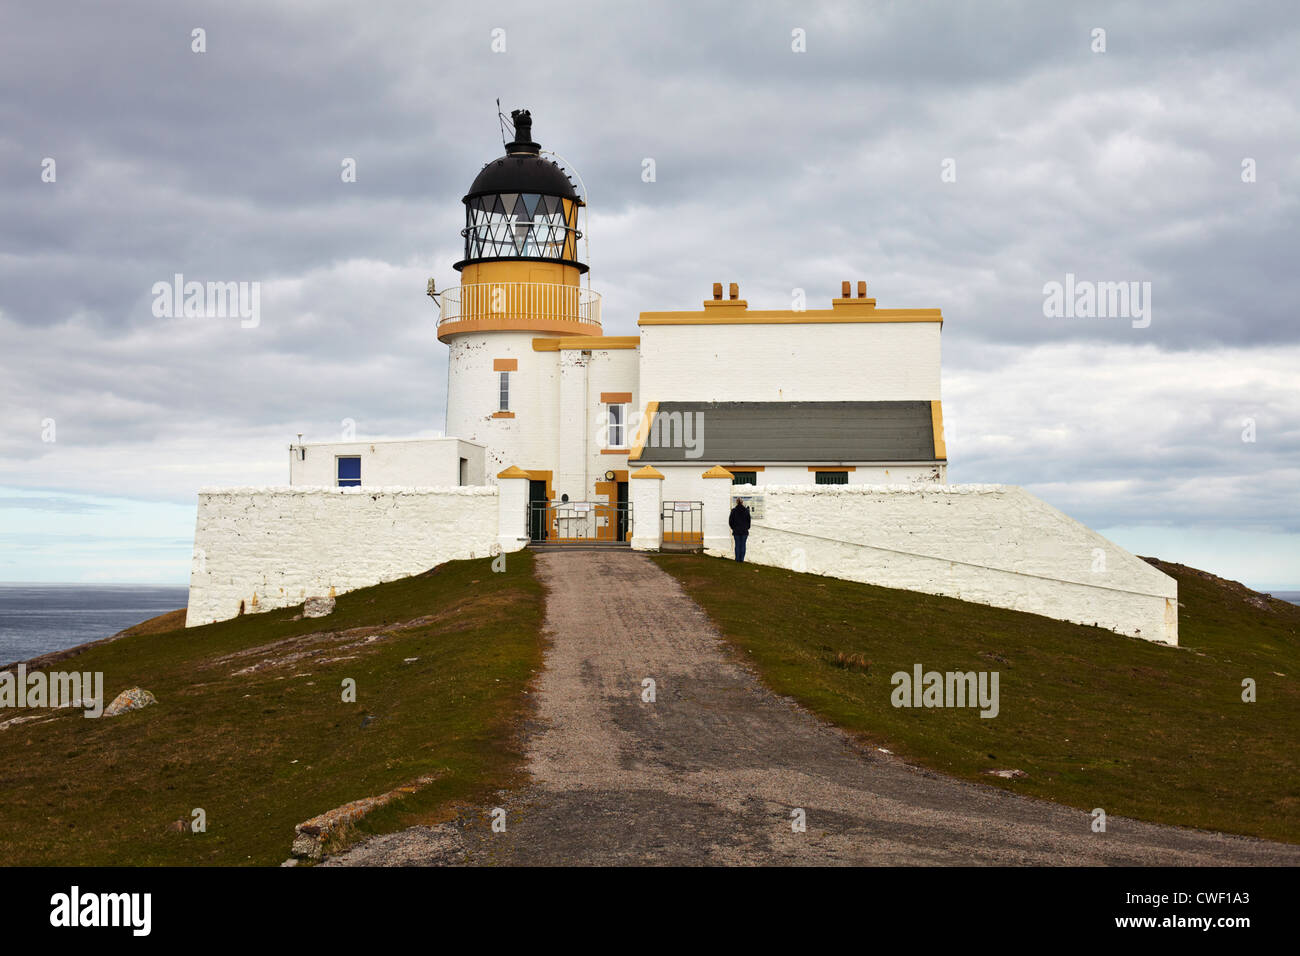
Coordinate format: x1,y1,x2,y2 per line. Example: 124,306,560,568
438,282,601,327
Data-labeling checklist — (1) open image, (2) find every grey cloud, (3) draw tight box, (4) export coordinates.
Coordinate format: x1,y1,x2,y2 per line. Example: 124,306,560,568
1,0,1298,554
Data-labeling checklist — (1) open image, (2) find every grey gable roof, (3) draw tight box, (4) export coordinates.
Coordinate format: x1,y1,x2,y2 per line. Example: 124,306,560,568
636,401,940,463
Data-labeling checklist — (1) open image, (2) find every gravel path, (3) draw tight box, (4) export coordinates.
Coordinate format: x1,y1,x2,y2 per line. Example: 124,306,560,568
328,550,1300,866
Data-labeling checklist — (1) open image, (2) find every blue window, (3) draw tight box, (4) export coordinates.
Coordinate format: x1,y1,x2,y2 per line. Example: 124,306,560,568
337,456,361,487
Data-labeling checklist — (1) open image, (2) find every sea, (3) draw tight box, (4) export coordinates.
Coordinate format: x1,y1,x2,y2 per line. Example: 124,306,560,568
0,584,190,666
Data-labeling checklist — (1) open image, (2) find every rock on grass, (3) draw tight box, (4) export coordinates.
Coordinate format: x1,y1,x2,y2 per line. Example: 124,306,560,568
303,596,336,618
103,687,157,717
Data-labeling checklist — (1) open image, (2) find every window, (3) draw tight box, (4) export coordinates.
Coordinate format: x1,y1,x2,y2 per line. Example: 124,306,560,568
606,403,627,448
730,471,758,485
499,371,510,412
464,193,580,262
337,456,361,487
815,470,849,485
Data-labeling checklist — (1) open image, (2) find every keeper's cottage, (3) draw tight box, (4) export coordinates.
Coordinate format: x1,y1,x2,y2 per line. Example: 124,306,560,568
186,109,1178,644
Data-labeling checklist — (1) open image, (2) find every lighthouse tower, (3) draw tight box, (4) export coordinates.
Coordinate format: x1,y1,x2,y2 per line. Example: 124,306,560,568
438,109,602,487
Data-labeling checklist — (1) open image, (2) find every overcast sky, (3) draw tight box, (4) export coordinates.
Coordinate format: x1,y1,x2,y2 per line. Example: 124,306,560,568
2,0,1297,589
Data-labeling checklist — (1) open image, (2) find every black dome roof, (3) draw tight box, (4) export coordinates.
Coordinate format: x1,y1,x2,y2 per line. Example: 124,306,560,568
464,109,580,202
466,154,579,201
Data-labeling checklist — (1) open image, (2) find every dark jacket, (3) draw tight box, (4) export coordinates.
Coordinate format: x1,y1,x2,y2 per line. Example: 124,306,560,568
728,502,751,535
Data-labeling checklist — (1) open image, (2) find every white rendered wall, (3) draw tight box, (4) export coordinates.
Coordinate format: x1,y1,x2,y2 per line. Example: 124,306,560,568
549,347,641,502
712,464,945,485
629,476,663,551
655,463,946,499
658,466,711,506
585,348,639,493
726,484,1177,644
638,322,941,403
186,486,498,626
288,438,484,487
556,349,588,500
444,331,561,482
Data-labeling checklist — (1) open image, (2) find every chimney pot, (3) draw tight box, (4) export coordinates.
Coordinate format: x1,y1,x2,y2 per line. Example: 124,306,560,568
857,281,867,298
729,283,739,300
712,282,723,300
841,281,851,298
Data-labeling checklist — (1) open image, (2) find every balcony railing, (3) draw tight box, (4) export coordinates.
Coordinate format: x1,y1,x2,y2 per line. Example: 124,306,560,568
438,282,601,329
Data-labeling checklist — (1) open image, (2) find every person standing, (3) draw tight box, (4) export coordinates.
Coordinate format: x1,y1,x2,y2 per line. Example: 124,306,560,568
729,496,751,562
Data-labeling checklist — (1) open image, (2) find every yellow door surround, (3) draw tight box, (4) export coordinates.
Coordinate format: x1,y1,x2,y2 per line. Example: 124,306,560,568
595,469,631,541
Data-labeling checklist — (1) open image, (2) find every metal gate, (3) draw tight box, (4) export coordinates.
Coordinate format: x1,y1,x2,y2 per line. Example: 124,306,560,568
661,500,703,552
528,501,633,545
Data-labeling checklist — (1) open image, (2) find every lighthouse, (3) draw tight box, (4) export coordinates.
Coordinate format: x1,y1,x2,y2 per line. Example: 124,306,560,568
192,106,1178,646
438,109,604,495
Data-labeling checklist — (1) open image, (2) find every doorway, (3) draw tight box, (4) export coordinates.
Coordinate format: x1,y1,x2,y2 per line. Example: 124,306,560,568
615,480,629,541
528,480,549,542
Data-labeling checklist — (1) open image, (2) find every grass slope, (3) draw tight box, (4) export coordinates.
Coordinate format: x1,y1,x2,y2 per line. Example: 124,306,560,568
653,554,1300,843
0,552,542,865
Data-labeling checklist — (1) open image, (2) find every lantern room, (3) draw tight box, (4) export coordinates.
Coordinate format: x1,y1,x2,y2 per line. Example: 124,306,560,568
438,108,601,342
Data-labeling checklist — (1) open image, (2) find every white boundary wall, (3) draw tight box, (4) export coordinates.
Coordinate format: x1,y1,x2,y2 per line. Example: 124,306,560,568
186,486,499,627
718,484,1179,644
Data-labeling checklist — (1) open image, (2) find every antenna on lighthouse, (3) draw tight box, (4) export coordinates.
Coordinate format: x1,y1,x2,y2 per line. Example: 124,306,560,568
495,97,511,150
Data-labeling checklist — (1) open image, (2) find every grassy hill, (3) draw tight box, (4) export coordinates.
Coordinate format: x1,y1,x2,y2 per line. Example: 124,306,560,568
0,552,543,866
4,548,1295,864
652,554,1300,843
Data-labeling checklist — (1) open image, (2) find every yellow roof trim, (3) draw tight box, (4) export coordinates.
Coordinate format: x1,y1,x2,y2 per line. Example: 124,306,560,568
639,309,942,326
626,400,659,461
532,335,641,351
497,465,531,479
930,400,948,460
701,465,734,479
630,465,664,479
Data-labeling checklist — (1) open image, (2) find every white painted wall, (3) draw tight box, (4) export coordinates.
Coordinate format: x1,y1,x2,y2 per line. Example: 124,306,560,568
709,464,945,485
629,475,663,551
186,486,499,626
584,347,639,492
638,322,942,403
442,334,639,502
496,475,530,554
444,331,562,482
556,349,588,500
724,484,1177,644
654,463,946,503
288,438,485,487
658,465,711,506
186,478,1176,644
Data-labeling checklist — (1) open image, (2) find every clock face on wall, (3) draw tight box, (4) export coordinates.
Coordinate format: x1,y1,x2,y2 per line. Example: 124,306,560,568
605,470,616,481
